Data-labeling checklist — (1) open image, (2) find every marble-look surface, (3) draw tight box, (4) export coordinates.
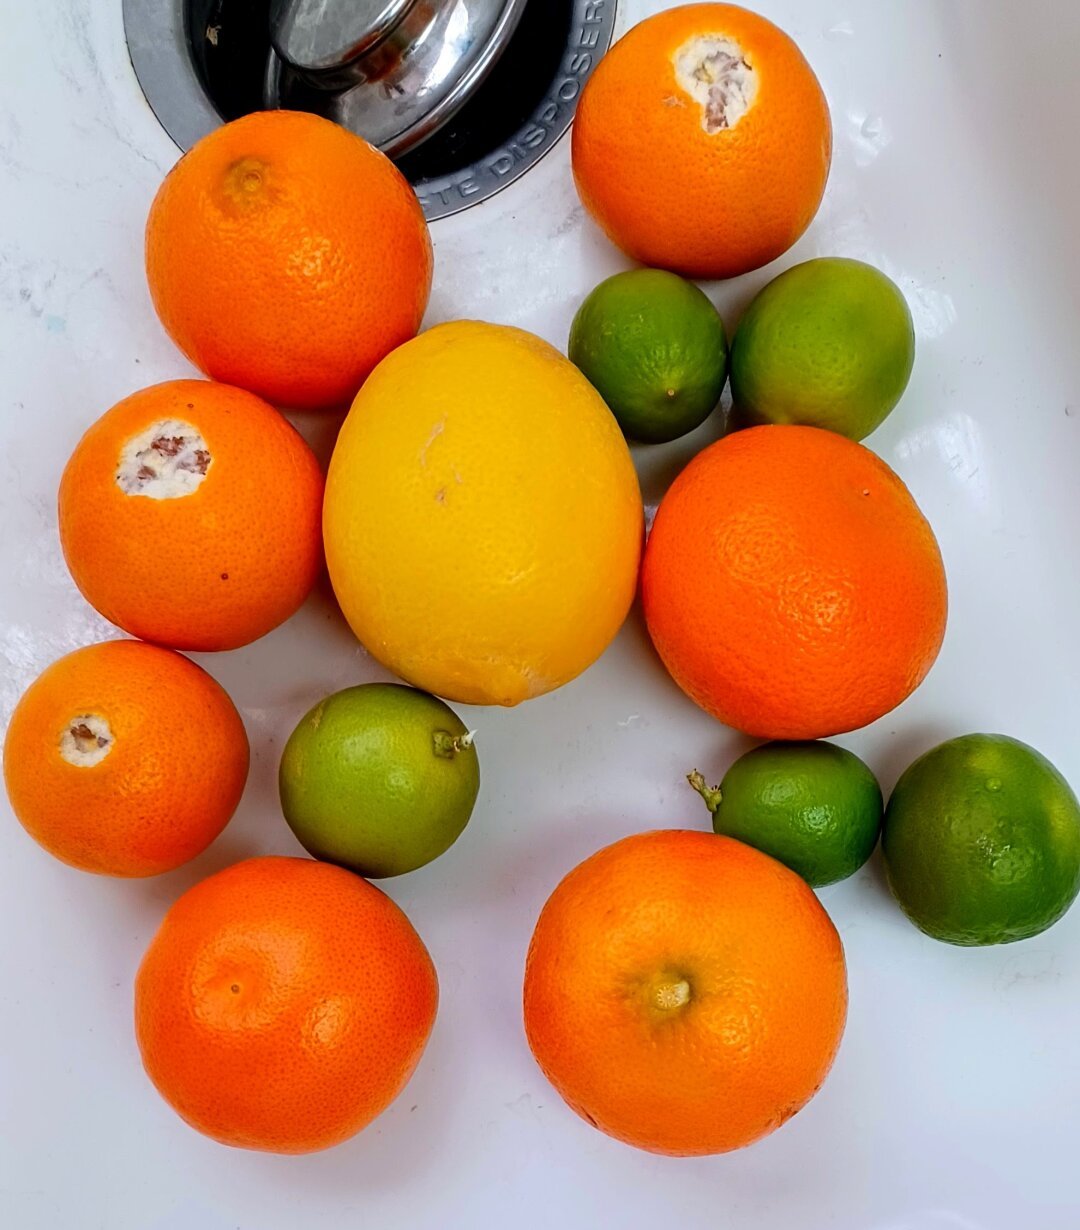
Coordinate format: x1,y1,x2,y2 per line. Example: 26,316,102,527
2,3,1079,1228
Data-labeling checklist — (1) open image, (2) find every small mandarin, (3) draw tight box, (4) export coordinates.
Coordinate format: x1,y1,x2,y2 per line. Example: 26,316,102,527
134,856,439,1153
642,425,947,739
3,640,248,876
146,110,433,410
58,379,323,652
524,829,847,1155
572,4,831,278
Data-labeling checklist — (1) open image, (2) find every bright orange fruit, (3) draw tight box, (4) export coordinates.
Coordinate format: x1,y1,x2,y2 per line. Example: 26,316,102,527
58,379,323,651
146,110,433,411
134,857,438,1153
524,829,847,1155
572,3,831,278
642,425,948,739
3,640,248,876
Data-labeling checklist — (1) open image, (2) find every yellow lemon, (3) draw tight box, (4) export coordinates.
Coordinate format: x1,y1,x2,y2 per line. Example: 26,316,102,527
323,321,644,707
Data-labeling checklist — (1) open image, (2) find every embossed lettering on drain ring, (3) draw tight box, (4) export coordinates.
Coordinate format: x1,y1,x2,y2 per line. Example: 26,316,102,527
414,0,618,222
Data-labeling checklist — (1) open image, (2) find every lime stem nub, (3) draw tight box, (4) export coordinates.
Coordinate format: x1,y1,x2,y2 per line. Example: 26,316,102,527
433,729,476,759
687,770,723,814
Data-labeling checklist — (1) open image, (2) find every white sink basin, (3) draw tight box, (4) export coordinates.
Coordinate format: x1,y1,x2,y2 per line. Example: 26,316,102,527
1,3,1079,1227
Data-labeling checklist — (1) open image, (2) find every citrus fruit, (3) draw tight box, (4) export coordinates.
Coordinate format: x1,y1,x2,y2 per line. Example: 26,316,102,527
689,740,883,886
730,258,916,440
58,379,323,652
642,425,947,740
146,110,432,411
279,683,480,878
323,321,643,707
568,269,728,443
882,734,1080,945
3,640,248,876
134,856,438,1153
572,4,832,279
523,829,847,1155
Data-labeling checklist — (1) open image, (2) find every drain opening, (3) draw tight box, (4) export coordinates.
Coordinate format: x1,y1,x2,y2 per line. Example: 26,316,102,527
190,0,268,124
127,0,617,219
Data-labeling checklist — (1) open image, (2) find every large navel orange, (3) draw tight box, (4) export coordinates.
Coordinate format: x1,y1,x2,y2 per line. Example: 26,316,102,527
59,379,323,651
523,829,847,1155
3,640,248,876
572,4,831,278
323,321,644,707
641,425,948,739
134,857,438,1153
146,111,433,410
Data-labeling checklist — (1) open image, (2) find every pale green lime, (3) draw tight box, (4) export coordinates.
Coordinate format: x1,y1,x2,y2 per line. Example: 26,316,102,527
729,257,915,441
279,683,479,878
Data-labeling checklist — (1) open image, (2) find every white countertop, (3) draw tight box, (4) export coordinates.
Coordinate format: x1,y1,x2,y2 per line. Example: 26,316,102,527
3,3,1080,1228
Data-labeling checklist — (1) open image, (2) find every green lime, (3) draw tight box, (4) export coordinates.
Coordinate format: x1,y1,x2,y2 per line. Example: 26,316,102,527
882,734,1080,945
568,268,728,444
278,683,480,878
729,257,915,441
689,740,883,887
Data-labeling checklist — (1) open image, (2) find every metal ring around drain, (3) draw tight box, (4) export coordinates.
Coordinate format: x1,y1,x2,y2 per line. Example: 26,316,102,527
123,0,222,154
122,0,618,221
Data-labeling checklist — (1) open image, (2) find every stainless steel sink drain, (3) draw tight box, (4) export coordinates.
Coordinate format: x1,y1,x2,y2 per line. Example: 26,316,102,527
123,0,618,220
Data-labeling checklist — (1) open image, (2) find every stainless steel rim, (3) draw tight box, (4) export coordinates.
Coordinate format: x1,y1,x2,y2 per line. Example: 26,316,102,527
123,0,221,153
122,0,619,221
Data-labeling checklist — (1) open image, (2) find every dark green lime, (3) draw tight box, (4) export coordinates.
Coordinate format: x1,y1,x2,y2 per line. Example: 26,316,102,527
883,734,1080,945
689,740,883,887
568,268,728,444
